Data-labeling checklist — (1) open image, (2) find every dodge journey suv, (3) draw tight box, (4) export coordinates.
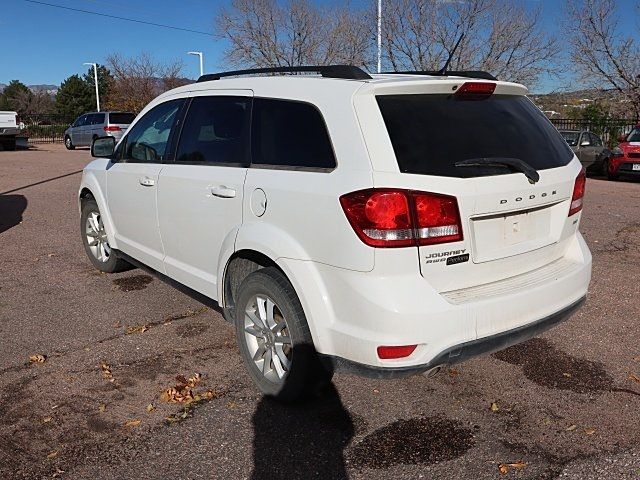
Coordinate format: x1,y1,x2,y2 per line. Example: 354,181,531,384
79,65,592,401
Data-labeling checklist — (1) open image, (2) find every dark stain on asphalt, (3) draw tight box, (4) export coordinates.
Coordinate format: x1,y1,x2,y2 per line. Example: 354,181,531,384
175,322,210,338
492,338,613,393
112,275,153,292
348,417,474,469
86,416,118,433
596,222,640,254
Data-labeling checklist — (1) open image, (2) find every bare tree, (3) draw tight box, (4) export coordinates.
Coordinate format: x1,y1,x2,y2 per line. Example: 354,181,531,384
215,0,372,68
105,53,187,112
565,0,640,117
11,89,54,115
382,0,558,86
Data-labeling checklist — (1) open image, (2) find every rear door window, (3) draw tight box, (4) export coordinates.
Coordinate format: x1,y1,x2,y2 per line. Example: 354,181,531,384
175,96,251,166
91,113,106,125
251,98,336,169
109,113,136,125
376,94,573,177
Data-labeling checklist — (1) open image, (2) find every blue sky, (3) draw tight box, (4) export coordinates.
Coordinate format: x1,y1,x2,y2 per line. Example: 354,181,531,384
0,0,638,93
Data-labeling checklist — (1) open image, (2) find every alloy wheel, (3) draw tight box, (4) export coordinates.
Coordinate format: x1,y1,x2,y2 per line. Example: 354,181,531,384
243,294,292,383
85,211,111,263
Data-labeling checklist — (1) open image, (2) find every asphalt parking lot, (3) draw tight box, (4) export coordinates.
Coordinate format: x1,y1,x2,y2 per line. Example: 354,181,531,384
0,144,639,480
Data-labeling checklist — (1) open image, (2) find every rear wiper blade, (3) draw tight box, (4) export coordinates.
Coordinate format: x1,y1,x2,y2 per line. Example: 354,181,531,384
454,157,540,184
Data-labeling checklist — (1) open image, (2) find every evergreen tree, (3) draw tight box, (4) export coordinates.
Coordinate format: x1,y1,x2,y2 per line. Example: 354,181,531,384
82,64,113,109
0,80,32,113
55,75,93,117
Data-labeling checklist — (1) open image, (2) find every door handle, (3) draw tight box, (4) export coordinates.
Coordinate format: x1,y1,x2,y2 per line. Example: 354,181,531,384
139,176,155,187
210,185,236,198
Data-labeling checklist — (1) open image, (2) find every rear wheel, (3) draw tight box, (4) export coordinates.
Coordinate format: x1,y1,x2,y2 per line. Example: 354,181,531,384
235,267,332,402
65,135,75,150
0,137,17,151
80,199,132,273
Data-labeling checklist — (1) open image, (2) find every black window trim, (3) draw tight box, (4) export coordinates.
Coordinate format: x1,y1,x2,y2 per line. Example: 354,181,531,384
248,96,338,173
169,95,252,168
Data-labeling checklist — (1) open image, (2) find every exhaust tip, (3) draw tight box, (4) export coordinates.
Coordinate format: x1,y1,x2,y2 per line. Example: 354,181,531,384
423,365,444,378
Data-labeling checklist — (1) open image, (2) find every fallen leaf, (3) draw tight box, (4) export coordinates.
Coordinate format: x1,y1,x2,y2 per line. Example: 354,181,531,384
29,354,46,364
448,368,460,376
98,404,106,413
123,419,141,428
47,253,57,258
373,388,380,394
498,461,527,474
52,467,65,478
43,416,53,423
490,402,500,413
125,325,148,335
227,401,237,409
629,373,640,384
112,321,122,328
46,450,59,460
566,424,578,431
146,403,155,413
542,417,552,425
584,428,597,435
562,372,572,378
100,362,114,381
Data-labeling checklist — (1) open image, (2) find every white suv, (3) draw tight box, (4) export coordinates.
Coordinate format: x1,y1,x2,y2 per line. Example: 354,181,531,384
79,66,591,401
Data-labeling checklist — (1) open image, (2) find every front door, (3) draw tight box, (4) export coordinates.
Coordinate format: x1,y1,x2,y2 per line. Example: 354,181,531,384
107,99,184,272
157,92,252,298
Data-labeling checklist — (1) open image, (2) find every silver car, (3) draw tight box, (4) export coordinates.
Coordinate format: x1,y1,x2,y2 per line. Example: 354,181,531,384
64,111,135,150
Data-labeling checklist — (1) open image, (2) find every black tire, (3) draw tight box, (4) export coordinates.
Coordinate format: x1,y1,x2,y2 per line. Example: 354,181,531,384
235,267,333,402
1,137,16,151
603,158,618,181
64,135,75,150
80,198,132,273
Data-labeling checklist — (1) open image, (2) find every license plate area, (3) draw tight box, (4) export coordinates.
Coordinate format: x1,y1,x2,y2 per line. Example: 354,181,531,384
633,164,640,171
470,204,561,263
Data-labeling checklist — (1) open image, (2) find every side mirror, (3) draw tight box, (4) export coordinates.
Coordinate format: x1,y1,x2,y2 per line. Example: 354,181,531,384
580,140,590,147
91,136,116,159
618,134,626,143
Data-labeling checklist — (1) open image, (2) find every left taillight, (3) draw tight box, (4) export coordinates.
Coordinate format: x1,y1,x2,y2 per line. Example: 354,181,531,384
339,188,463,248
568,169,586,217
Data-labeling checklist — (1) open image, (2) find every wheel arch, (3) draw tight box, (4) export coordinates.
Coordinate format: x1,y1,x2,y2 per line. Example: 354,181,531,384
78,177,119,249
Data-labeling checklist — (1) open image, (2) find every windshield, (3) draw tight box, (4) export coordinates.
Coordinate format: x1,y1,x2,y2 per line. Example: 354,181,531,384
560,131,580,147
376,94,574,178
626,128,640,142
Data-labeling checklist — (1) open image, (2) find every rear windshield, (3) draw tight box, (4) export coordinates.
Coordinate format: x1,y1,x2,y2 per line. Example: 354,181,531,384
376,94,573,177
109,113,135,125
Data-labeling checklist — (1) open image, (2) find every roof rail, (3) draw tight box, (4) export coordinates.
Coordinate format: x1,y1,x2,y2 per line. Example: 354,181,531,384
381,70,497,81
197,65,372,83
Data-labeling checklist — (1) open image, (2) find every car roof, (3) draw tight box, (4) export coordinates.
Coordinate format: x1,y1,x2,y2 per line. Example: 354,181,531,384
155,73,527,104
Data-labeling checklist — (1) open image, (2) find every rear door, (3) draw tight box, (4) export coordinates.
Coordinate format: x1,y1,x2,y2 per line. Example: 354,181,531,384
107,99,184,272
157,92,252,298
366,87,581,283
89,113,105,144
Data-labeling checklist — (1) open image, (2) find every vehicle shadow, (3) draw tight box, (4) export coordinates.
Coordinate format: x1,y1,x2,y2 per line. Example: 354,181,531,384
251,381,354,479
0,194,27,234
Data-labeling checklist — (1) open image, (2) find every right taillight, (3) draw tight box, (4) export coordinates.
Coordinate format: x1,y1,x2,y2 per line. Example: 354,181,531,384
340,189,463,248
568,169,586,217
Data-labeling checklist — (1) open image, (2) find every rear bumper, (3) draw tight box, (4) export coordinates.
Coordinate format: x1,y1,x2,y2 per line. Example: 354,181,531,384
322,296,585,378
279,232,591,373
0,127,20,136
617,162,640,176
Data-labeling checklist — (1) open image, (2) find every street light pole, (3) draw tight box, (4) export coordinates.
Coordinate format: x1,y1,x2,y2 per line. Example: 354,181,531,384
188,51,204,77
83,62,100,111
377,0,382,73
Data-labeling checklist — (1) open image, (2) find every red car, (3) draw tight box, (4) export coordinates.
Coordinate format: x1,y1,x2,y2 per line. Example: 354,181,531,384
606,126,640,180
